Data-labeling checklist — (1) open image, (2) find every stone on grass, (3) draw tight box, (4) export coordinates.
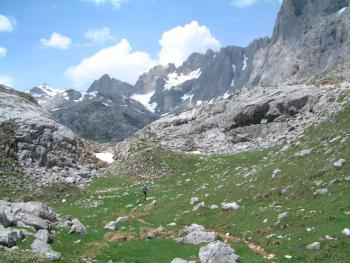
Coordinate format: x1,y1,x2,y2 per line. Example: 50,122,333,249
0,227,24,247
276,212,288,224
31,239,61,260
147,226,165,239
210,205,218,209
333,159,346,169
116,216,128,224
35,229,51,243
199,240,239,263
69,218,87,235
295,149,312,157
104,221,117,231
313,188,329,196
193,202,205,212
306,242,320,250
221,202,239,211
272,169,282,178
342,228,350,236
176,224,216,245
190,197,200,205
171,258,196,263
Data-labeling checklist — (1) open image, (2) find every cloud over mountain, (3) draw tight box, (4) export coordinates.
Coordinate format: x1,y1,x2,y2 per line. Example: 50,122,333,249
65,39,157,88
158,20,221,66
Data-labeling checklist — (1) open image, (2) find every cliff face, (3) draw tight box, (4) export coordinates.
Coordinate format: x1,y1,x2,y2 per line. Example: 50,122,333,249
249,0,350,86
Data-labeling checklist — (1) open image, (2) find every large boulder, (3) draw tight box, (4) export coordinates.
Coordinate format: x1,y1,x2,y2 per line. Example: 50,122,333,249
199,241,239,263
176,224,216,245
31,239,61,260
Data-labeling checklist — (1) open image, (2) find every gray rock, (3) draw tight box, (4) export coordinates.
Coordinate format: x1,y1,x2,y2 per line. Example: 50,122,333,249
31,239,61,260
69,218,87,235
295,149,312,157
14,212,50,230
176,224,216,244
0,87,100,186
192,202,205,212
272,169,282,178
221,202,239,211
147,226,164,239
313,188,329,196
199,241,239,263
35,229,51,243
0,226,24,247
115,216,128,224
171,258,196,263
306,242,321,250
104,221,117,231
333,159,346,169
190,197,200,205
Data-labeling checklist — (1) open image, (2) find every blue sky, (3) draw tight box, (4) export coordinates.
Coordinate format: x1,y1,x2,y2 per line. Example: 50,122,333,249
0,0,281,91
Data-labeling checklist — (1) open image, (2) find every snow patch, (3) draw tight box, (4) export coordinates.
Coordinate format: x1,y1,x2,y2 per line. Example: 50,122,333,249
94,153,114,164
101,102,111,107
31,84,66,98
164,69,201,90
338,7,347,14
223,91,231,100
181,93,194,104
242,55,248,71
231,65,236,87
130,91,157,113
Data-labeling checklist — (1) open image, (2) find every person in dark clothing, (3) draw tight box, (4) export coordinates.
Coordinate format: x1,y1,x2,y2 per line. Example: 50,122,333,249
142,185,149,200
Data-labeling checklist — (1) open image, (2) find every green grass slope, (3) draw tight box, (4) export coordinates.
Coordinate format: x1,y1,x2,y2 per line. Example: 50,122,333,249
1,97,350,262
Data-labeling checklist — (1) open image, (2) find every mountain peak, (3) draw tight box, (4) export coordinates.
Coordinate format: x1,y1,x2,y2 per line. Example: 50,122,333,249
87,74,135,98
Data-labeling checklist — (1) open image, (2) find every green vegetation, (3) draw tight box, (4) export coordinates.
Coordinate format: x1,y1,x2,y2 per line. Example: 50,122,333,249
1,103,350,263
0,84,38,105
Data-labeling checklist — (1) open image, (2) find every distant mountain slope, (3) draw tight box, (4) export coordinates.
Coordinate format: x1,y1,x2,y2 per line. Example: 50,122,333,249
28,81,156,143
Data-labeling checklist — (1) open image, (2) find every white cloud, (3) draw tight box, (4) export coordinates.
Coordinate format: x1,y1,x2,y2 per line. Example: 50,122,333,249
0,47,6,58
0,15,15,32
85,27,114,43
230,0,282,7
0,75,14,87
65,39,157,88
40,32,72,50
89,0,128,9
158,20,221,66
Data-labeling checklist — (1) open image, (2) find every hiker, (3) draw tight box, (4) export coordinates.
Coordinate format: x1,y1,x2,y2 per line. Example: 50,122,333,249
142,185,149,200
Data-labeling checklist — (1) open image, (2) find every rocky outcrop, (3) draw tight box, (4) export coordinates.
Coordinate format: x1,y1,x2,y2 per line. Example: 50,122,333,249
0,200,85,260
0,86,101,186
114,71,350,156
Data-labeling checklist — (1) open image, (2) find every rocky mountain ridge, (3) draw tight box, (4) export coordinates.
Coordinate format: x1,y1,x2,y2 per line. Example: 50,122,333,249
29,82,156,143
27,0,350,144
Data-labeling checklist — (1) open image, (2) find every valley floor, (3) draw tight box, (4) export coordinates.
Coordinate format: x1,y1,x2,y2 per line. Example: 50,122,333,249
1,104,350,263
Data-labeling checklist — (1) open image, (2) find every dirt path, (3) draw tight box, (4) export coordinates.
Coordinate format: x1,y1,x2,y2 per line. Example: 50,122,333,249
216,232,276,260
